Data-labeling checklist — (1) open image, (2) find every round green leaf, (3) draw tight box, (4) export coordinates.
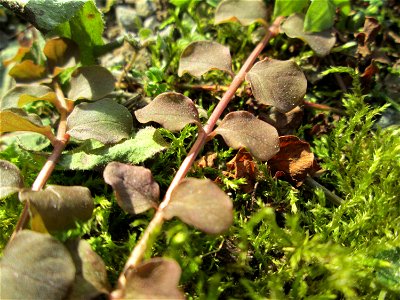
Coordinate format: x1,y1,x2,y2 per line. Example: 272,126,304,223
66,98,133,144
0,85,56,109
135,92,200,132
246,58,307,113
215,111,280,161
164,178,233,234
103,162,159,215
0,160,23,199
116,258,184,299
178,41,233,77
19,185,94,231
281,13,336,57
65,239,110,299
214,0,268,26
0,230,76,299
67,66,115,101
304,0,336,32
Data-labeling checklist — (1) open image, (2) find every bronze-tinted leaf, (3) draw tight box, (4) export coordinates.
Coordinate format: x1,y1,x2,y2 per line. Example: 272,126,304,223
135,92,200,132
0,230,75,299
178,41,233,77
215,111,280,161
214,0,268,26
268,135,320,187
280,13,336,57
67,66,115,101
65,239,110,299
8,60,46,82
164,178,233,234
3,46,31,66
0,160,24,199
66,98,133,144
0,85,56,109
246,58,307,113
43,37,79,75
19,185,94,231
116,258,184,299
0,108,54,141
103,162,159,214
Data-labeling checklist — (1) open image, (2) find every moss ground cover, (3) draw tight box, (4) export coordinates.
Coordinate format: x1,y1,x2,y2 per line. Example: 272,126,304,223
0,0,399,298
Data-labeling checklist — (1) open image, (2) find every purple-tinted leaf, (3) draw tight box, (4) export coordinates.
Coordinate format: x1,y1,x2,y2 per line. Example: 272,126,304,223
0,160,24,199
19,185,94,232
65,239,110,299
164,178,233,234
214,0,268,26
178,41,233,77
103,162,159,214
66,98,133,144
246,58,307,113
114,258,184,299
215,111,280,161
0,85,57,109
0,230,75,300
67,66,115,101
281,13,336,57
135,92,200,132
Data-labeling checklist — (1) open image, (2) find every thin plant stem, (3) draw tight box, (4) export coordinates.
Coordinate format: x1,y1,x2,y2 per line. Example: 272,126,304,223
9,81,71,242
305,176,344,205
304,101,345,115
117,17,284,289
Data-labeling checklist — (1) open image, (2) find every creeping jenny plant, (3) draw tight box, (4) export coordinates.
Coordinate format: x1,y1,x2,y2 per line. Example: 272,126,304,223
0,0,399,298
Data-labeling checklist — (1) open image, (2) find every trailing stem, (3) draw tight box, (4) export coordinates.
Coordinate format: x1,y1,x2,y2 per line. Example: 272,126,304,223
9,81,72,242
117,17,284,289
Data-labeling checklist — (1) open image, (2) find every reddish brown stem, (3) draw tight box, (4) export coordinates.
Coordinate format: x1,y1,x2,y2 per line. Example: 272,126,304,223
116,17,284,290
9,81,71,242
304,101,345,115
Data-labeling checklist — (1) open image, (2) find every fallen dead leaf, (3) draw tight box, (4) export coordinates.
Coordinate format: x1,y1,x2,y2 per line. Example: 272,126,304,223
268,136,320,187
223,148,257,193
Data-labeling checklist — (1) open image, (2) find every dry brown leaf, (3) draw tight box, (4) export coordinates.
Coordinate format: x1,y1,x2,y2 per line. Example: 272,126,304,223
225,148,257,193
268,136,320,187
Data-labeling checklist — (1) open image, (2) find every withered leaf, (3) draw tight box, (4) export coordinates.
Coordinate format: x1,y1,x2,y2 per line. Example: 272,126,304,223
0,108,54,141
0,160,24,199
214,0,268,26
135,92,200,132
280,13,336,57
103,162,159,214
67,66,115,101
0,230,75,300
215,111,280,161
355,17,381,57
115,258,184,299
164,177,233,234
178,41,233,77
8,60,46,83
246,58,307,113
66,98,133,144
268,135,320,187
225,148,257,193
65,239,110,299
19,185,94,231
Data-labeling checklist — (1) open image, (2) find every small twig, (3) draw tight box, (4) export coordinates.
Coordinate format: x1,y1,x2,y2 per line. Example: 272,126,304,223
328,57,347,92
304,176,344,206
116,16,284,290
304,101,345,115
117,51,138,88
9,81,71,241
